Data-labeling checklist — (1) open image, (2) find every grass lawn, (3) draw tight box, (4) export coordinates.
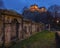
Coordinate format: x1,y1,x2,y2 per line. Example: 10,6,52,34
11,30,56,48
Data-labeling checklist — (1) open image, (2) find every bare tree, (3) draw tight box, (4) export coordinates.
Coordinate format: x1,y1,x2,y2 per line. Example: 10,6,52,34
48,4,60,18
48,4,60,30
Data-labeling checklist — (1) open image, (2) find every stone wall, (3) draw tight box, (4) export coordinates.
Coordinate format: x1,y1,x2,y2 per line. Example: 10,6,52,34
0,20,3,45
23,19,32,39
0,9,45,47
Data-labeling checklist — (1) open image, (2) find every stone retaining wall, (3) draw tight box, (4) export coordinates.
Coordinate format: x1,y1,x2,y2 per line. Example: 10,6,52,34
0,9,45,47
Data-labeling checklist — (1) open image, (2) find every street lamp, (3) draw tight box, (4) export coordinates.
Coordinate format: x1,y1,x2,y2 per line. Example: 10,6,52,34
56,20,59,31
56,20,59,24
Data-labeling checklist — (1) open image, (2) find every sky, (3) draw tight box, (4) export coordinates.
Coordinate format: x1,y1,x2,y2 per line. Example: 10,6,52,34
2,0,60,13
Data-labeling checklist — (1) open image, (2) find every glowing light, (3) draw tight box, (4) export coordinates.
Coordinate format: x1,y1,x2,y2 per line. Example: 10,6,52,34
56,20,59,23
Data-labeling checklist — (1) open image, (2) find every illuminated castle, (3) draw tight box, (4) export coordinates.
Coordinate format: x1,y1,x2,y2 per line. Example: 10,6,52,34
29,4,47,12
22,4,47,23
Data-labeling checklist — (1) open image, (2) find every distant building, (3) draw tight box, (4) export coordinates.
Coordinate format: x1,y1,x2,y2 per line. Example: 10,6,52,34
22,4,48,24
29,4,47,12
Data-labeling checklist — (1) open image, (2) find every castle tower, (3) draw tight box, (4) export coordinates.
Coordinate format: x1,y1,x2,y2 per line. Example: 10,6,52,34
39,7,47,12
29,4,39,12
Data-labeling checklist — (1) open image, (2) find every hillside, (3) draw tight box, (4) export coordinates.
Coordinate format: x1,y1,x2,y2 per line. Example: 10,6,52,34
11,30,56,48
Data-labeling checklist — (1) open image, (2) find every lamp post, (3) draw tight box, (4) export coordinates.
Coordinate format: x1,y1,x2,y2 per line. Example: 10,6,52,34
56,20,59,24
48,24,50,31
56,20,59,31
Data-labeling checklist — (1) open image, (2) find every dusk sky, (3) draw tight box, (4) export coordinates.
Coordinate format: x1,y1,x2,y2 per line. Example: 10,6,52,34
3,0,60,13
